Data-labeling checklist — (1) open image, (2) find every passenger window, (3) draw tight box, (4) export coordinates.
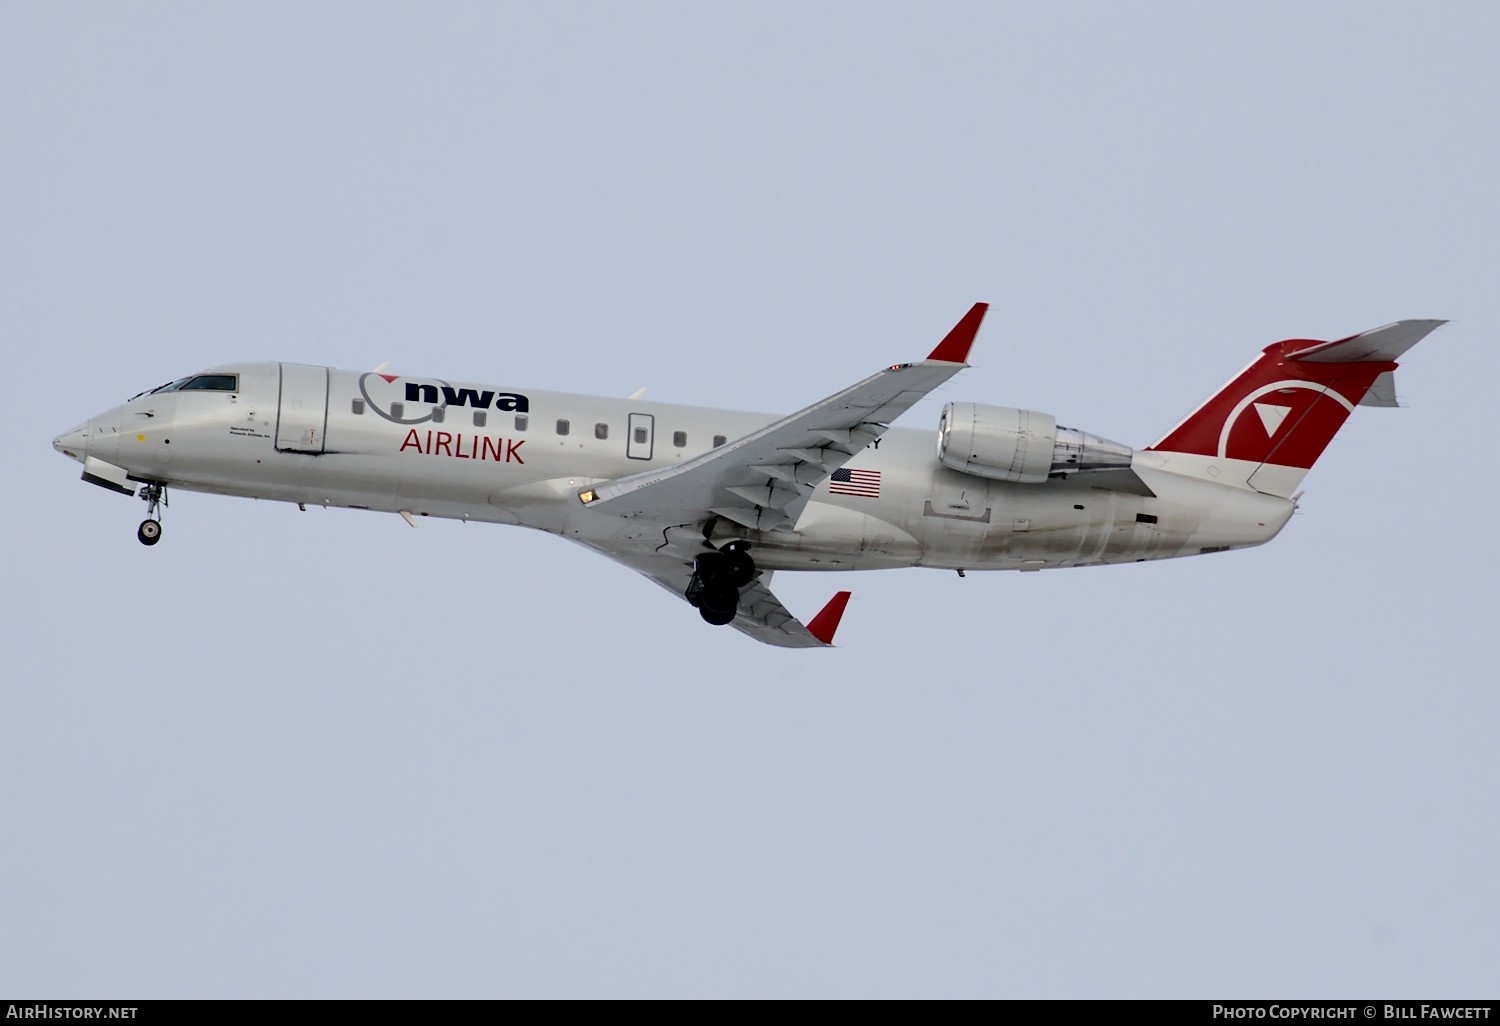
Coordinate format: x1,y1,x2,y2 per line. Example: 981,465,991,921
713,435,727,448
391,402,405,419
595,423,609,440
473,411,487,427
634,427,648,445
431,406,446,423
351,399,365,415
515,415,529,432
673,431,687,448
180,374,238,391
557,419,570,436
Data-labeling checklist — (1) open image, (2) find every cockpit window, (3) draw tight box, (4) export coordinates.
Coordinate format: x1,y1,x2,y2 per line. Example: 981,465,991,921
146,377,193,396
139,374,239,398
179,374,238,391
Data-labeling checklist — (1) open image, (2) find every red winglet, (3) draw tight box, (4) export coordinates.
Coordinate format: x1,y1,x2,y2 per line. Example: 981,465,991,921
925,302,989,364
806,591,852,646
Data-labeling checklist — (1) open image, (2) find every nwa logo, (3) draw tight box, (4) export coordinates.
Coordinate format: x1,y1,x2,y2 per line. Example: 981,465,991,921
1218,380,1356,468
357,372,530,425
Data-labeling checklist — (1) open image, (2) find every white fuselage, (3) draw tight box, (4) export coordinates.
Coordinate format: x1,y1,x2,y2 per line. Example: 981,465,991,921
57,361,1295,573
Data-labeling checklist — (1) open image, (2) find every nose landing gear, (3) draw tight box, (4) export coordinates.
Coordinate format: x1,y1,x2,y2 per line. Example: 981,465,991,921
686,541,756,626
137,482,167,546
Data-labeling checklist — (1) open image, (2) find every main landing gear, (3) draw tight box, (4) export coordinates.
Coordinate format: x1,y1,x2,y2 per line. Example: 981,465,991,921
136,482,167,546
686,541,756,626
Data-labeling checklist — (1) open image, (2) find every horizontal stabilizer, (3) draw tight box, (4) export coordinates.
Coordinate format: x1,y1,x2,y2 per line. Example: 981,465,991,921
1287,319,1446,363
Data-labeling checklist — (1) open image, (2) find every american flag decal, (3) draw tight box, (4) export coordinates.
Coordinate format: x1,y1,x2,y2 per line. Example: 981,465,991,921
829,467,881,498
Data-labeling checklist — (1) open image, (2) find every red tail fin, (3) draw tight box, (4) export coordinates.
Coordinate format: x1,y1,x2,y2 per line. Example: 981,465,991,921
1147,320,1443,470
1146,345,1390,469
1142,320,1442,496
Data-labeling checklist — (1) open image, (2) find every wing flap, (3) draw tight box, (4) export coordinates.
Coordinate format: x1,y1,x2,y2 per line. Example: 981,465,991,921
754,462,827,486
710,505,790,530
725,482,803,508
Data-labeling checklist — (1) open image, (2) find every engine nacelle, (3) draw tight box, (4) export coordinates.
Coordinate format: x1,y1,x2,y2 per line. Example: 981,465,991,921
937,402,1134,484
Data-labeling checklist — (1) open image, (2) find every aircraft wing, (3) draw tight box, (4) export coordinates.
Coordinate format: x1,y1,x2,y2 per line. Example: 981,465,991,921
579,303,988,531
571,540,851,648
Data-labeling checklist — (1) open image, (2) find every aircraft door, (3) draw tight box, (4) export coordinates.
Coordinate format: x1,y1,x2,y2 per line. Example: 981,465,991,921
627,413,654,460
276,363,329,453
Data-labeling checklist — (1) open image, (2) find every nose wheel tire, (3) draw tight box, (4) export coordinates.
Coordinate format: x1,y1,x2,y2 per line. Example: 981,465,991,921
135,482,168,546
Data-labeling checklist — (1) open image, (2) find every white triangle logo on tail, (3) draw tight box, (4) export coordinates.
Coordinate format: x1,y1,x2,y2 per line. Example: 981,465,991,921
1254,403,1291,437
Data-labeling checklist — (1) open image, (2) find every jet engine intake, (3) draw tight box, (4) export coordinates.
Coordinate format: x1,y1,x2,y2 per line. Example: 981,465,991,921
937,402,1134,484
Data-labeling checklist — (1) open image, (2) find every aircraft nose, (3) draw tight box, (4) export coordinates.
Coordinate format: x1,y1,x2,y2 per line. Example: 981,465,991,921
53,421,91,461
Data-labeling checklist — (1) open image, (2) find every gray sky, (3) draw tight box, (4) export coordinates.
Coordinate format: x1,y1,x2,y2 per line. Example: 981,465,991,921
3,1,1497,998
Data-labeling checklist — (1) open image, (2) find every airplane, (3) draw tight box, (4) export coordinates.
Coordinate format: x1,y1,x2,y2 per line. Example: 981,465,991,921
51,306,1442,648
